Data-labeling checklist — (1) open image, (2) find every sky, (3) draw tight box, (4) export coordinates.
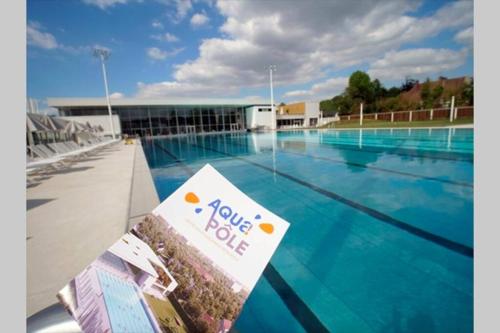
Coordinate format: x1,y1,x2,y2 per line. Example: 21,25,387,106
27,0,473,113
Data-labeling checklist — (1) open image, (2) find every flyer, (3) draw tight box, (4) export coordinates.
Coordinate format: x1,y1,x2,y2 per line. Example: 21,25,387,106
57,164,290,333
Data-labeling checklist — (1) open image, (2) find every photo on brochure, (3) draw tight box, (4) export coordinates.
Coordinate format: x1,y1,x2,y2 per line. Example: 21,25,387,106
57,164,289,333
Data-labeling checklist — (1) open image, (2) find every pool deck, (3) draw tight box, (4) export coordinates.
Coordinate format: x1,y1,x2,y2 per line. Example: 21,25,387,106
26,140,159,318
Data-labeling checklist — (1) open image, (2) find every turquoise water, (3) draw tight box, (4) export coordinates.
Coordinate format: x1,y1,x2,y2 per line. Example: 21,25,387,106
97,269,156,333
142,128,473,333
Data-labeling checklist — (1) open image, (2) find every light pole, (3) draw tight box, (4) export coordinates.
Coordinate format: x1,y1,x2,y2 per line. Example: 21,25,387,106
269,65,277,130
93,47,116,139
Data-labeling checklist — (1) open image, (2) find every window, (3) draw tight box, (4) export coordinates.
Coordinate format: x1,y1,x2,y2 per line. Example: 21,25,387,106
117,104,247,136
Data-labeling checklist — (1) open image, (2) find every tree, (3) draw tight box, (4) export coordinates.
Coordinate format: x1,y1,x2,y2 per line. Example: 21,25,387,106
186,299,202,318
400,77,418,92
194,318,209,333
386,87,401,98
431,85,444,106
379,96,401,111
372,78,387,100
347,71,375,104
420,78,432,108
319,99,336,115
331,94,353,115
461,79,473,105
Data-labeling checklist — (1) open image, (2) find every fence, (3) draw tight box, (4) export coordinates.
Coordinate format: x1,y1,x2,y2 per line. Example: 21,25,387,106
338,106,473,123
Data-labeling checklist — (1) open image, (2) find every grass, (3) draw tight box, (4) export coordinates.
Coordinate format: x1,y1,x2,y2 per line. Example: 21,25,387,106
144,293,189,333
321,117,474,129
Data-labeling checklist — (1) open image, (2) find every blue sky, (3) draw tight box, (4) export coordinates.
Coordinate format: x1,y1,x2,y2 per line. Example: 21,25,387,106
27,0,473,112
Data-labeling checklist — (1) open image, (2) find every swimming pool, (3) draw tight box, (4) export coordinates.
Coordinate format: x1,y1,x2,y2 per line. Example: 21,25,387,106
97,269,157,333
142,128,473,333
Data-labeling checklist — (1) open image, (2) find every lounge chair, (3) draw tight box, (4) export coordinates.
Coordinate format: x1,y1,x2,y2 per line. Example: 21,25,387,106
26,138,119,182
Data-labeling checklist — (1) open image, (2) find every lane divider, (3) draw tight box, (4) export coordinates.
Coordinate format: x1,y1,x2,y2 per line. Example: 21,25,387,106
192,141,473,258
149,140,330,332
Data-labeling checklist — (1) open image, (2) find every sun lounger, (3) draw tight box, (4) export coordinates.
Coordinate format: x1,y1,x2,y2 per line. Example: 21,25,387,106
65,141,81,150
26,138,120,182
26,155,69,176
37,144,59,157
30,145,54,159
47,143,71,154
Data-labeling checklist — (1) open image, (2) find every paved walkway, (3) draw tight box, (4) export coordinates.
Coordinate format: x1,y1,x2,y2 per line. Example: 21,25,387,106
26,140,159,318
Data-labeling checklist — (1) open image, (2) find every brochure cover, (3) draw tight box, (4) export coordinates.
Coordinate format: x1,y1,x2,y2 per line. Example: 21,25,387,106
57,164,290,333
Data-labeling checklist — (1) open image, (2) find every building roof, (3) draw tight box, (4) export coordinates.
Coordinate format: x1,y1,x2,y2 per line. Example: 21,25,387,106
220,319,232,330
47,97,270,108
108,233,172,280
202,313,215,324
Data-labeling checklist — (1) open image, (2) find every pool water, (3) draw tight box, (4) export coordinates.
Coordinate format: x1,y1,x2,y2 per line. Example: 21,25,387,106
97,269,156,333
142,128,473,333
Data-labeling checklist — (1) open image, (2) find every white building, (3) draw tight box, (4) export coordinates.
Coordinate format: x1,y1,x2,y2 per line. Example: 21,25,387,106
108,232,178,298
48,97,273,137
231,281,243,293
277,101,321,128
47,97,324,137
245,105,274,130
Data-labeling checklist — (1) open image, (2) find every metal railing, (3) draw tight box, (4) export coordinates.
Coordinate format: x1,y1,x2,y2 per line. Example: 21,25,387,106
337,106,473,123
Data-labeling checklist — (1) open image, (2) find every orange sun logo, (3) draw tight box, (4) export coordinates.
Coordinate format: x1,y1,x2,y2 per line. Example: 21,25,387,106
185,192,200,203
259,223,274,234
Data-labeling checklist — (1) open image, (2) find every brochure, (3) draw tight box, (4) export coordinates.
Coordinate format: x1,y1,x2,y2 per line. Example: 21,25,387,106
57,164,290,333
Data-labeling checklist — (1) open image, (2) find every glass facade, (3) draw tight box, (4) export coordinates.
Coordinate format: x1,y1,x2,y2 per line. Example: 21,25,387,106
277,118,305,128
59,105,247,136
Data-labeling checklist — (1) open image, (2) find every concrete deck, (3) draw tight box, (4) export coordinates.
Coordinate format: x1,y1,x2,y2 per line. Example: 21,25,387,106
127,142,160,230
26,140,159,318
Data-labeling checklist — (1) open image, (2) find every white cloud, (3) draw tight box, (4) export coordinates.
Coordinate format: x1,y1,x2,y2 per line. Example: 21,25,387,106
176,0,193,20
147,47,168,60
151,19,164,29
27,22,105,56
283,77,348,101
137,0,473,98
243,95,266,102
82,0,131,10
136,80,236,98
110,92,125,98
147,47,184,60
164,32,179,42
190,12,209,27
28,20,43,30
60,45,92,55
27,22,58,49
368,48,468,81
160,0,193,23
151,32,179,42
454,26,473,46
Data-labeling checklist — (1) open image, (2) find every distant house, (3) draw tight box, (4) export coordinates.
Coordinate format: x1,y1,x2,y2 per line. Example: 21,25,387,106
217,319,232,333
202,313,215,326
400,76,472,105
187,258,215,283
277,101,320,128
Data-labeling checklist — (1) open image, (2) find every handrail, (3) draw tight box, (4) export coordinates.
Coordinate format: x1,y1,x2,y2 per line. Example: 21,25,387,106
337,106,473,120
